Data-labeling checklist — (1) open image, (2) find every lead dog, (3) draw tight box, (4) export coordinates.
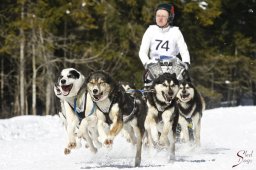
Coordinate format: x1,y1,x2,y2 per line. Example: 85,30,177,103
54,68,100,154
144,73,179,160
86,71,147,166
176,80,205,147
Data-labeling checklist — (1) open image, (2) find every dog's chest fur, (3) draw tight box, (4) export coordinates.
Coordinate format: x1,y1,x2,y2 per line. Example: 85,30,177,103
96,98,111,113
178,101,197,119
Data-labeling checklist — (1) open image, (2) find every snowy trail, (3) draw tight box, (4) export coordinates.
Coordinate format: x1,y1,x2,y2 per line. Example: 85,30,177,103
0,106,256,170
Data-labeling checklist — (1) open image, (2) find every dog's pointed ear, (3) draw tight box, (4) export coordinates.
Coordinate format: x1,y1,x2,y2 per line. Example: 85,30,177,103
182,70,191,83
172,73,177,78
169,73,178,81
85,71,94,84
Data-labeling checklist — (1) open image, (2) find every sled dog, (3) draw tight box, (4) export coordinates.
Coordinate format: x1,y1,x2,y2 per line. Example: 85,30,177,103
86,71,147,166
144,73,179,160
176,80,205,146
54,68,100,154
119,81,144,145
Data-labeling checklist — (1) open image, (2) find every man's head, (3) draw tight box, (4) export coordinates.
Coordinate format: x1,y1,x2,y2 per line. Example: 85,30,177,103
155,3,175,28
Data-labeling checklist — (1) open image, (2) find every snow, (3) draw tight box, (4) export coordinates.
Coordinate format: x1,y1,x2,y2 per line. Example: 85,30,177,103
0,106,256,170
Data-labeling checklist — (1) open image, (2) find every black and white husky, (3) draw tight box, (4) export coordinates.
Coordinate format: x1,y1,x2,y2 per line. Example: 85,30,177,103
54,68,100,154
176,80,205,147
86,71,147,166
119,81,145,145
144,73,179,160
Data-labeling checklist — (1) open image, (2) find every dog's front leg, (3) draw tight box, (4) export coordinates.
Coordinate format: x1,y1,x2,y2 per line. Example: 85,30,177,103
159,111,173,146
131,121,143,167
178,116,190,143
97,119,108,143
63,101,78,154
65,122,77,154
145,108,159,142
168,124,176,161
104,104,123,145
87,116,102,148
159,123,171,146
193,114,201,147
122,124,137,144
78,118,98,153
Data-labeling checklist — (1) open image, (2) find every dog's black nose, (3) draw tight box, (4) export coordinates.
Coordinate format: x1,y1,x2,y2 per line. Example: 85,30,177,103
61,79,66,84
168,91,173,96
93,89,98,94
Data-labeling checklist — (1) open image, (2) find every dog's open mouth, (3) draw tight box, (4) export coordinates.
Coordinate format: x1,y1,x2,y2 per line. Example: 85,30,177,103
92,92,104,101
162,92,173,103
181,93,190,100
61,84,73,96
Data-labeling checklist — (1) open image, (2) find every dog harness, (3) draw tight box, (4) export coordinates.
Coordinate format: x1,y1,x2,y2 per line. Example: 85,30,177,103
65,90,96,124
73,95,96,122
177,102,197,141
123,98,138,123
94,97,116,125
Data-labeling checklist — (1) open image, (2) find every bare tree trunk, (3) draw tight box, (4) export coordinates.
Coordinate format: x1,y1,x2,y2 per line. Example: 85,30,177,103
0,57,3,114
13,91,20,117
32,40,36,115
45,77,53,115
19,4,26,115
31,16,37,115
39,27,54,115
252,81,256,105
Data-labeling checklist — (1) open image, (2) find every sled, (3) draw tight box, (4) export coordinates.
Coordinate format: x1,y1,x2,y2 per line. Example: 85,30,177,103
147,57,186,80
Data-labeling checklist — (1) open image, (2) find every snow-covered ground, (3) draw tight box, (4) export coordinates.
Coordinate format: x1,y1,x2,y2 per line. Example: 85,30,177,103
0,106,255,170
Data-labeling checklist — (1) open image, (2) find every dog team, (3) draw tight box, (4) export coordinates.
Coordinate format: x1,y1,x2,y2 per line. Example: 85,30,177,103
54,66,205,166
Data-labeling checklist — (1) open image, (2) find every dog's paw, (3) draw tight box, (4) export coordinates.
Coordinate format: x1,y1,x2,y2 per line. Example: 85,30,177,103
64,148,71,155
104,139,113,146
68,142,76,149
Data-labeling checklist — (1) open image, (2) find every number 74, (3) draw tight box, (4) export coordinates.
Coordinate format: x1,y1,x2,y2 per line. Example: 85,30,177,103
155,39,169,51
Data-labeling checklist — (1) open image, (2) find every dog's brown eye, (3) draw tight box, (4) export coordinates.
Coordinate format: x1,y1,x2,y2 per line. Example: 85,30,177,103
162,83,167,87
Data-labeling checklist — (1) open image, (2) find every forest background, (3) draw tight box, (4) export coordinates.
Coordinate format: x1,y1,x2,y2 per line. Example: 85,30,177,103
0,0,255,118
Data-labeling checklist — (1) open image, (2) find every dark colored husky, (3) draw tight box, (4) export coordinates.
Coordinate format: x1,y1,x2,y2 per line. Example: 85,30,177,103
176,80,205,146
144,73,179,160
86,71,147,166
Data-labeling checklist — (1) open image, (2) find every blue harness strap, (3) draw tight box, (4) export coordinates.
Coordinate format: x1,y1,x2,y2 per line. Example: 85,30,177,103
73,97,85,122
73,94,96,123
87,102,96,117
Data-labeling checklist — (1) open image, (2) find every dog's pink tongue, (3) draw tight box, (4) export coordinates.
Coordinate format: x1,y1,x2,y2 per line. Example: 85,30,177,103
93,95,100,100
62,85,71,92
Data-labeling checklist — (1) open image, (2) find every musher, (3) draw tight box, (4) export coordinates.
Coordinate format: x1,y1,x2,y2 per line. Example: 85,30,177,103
139,3,191,87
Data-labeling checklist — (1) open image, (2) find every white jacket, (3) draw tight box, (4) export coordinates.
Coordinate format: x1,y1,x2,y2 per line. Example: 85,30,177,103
139,25,190,67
